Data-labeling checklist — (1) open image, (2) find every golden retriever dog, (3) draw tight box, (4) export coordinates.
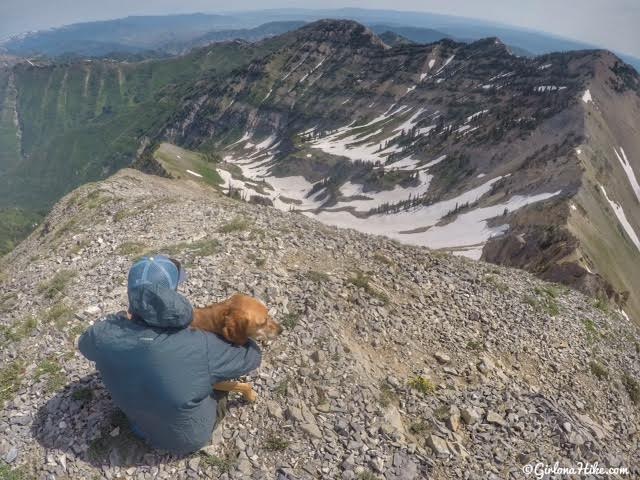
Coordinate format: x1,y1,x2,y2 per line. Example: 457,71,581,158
191,293,283,346
191,293,282,402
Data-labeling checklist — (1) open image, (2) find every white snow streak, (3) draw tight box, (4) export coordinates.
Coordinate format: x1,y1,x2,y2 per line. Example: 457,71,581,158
614,147,640,203
600,185,640,251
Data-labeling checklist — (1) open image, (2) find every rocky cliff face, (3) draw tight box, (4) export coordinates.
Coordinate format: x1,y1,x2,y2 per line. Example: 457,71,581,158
1,169,639,479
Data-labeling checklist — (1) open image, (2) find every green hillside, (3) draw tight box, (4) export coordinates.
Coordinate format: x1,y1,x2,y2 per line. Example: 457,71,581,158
0,69,21,172
0,40,284,211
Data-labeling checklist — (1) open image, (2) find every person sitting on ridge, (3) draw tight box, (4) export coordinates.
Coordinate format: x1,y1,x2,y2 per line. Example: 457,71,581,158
78,255,262,454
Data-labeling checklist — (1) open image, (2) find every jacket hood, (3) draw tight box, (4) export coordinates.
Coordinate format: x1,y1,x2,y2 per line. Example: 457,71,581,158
128,283,193,329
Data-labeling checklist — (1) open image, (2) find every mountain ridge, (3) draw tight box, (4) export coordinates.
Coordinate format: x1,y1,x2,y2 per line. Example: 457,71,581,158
0,167,639,478
133,20,640,318
1,20,640,321
3,10,638,71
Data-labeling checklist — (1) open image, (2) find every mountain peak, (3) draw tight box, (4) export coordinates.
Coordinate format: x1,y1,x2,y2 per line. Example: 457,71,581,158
295,19,386,49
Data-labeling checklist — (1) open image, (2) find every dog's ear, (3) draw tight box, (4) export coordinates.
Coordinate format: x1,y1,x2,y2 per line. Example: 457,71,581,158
222,311,249,345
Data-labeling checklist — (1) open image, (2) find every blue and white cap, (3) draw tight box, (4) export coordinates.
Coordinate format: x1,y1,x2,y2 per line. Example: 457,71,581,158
127,255,187,292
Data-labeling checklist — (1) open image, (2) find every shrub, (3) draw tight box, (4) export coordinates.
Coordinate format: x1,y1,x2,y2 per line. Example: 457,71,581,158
408,376,436,395
263,435,289,451
306,270,330,283
589,360,608,380
622,372,640,405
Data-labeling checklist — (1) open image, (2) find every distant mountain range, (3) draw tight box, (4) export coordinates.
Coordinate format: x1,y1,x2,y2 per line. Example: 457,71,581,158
1,9,638,71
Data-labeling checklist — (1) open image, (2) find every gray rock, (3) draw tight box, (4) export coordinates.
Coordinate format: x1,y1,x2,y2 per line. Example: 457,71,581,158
461,407,482,425
426,435,449,457
301,422,322,439
434,352,451,364
4,447,18,464
486,411,507,427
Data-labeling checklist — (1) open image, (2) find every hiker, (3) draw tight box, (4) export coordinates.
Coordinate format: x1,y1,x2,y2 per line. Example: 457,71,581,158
77,255,262,454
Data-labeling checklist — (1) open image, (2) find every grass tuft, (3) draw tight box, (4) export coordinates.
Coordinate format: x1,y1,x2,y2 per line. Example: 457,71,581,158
378,383,397,407
373,252,394,265
583,319,599,343
0,464,28,480
524,285,563,316
45,303,75,328
0,315,37,343
37,270,76,299
349,271,389,304
198,452,236,473
281,312,300,330
274,378,289,397
117,241,147,256
408,420,431,434
305,270,330,283
263,435,289,451
34,357,66,393
0,360,25,406
593,296,609,312
219,217,251,234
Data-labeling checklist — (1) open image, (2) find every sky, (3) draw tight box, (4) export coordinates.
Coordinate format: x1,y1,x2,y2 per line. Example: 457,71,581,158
1,0,639,58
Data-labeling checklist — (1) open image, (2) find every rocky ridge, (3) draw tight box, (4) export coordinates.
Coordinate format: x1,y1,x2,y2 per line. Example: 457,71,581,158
0,169,639,479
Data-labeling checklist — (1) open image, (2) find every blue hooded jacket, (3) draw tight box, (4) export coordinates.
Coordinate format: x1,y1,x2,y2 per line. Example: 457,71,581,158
78,283,262,454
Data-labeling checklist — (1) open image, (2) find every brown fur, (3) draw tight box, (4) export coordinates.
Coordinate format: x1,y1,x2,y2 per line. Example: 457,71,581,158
191,293,282,345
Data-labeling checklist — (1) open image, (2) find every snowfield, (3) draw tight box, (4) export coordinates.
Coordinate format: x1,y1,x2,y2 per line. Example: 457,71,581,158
307,175,561,259
219,124,561,260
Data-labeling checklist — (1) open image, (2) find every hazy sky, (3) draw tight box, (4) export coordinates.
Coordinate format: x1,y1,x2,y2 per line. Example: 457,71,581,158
1,0,639,57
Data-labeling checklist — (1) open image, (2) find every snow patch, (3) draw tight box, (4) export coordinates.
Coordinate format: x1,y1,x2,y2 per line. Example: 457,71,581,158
614,147,640,203
600,185,640,251
582,89,593,104
308,177,561,260
186,170,202,178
